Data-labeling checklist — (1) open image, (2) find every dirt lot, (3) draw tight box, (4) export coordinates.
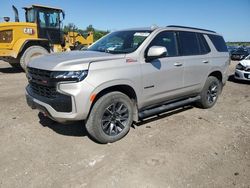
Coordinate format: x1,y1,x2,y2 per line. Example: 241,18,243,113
0,60,249,188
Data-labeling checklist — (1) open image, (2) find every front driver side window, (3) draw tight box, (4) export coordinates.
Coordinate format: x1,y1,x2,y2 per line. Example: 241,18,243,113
147,31,178,57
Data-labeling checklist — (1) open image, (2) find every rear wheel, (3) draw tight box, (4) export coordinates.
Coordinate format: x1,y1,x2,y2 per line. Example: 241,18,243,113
20,46,48,72
85,92,134,144
196,76,222,109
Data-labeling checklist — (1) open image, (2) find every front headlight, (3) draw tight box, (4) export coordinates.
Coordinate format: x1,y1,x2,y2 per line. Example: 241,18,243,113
236,63,245,70
51,70,88,82
0,30,13,43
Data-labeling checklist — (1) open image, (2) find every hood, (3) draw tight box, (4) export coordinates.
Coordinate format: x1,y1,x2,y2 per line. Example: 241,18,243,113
29,50,125,71
239,59,250,68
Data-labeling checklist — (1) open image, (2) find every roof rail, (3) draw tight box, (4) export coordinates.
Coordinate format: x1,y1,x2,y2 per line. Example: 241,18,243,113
167,25,216,33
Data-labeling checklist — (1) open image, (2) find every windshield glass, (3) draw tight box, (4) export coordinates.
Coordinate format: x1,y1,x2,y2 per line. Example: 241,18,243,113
38,10,60,29
88,30,152,54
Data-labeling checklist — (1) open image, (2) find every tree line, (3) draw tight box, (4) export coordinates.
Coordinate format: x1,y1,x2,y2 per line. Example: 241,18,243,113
226,42,250,47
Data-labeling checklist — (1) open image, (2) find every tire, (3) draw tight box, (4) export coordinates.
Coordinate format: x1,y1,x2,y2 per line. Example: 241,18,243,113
85,92,134,144
20,46,48,72
196,76,222,109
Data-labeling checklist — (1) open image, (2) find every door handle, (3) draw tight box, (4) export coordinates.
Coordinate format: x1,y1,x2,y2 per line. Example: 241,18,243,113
174,62,183,67
202,60,209,64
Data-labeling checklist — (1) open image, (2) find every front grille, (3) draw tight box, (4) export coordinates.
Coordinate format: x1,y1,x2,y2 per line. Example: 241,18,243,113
244,73,250,79
28,67,52,81
30,82,57,98
28,67,56,98
27,67,72,112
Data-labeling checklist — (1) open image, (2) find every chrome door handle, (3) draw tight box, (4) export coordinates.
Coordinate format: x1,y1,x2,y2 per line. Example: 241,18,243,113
174,62,183,67
203,60,209,64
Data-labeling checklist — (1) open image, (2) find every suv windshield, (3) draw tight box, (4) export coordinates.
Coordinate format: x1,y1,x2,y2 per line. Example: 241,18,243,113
88,30,152,54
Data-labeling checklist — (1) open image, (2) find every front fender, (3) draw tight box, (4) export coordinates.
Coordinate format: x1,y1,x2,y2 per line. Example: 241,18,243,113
89,79,139,97
87,79,142,105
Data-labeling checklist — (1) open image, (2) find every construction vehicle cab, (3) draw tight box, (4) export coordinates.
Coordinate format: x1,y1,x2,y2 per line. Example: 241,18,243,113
24,5,65,45
0,5,93,71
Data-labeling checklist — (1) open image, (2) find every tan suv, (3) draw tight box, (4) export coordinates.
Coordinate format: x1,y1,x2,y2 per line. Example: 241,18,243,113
26,25,230,143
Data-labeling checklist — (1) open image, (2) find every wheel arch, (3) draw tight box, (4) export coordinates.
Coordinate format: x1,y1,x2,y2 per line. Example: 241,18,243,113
89,84,139,122
208,70,223,82
14,39,50,58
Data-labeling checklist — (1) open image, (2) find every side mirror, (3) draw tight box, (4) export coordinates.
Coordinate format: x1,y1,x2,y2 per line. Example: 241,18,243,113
146,46,167,62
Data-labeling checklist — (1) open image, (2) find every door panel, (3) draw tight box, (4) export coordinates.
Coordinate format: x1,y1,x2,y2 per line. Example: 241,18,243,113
140,31,185,108
183,55,210,91
183,56,210,88
141,57,184,108
178,32,211,93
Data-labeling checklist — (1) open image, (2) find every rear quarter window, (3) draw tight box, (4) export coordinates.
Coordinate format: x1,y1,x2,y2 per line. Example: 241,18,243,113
208,34,228,52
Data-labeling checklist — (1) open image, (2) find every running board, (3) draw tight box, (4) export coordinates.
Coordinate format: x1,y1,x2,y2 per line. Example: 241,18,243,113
138,96,201,119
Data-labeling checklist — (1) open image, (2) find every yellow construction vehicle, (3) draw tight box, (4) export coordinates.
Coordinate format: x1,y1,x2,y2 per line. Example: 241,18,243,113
0,5,93,70
66,31,94,50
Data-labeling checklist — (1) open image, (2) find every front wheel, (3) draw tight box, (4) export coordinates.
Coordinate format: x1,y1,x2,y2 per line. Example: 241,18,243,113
196,76,222,109
85,92,134,144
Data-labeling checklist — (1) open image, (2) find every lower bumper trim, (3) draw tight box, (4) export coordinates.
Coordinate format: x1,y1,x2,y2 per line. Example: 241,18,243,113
26,94,55,120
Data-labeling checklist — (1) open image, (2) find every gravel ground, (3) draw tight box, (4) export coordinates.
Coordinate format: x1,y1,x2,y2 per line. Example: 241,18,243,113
0,60,249,188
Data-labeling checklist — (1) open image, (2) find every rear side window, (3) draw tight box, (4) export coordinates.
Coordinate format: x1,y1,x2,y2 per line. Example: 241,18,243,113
208,34,228,52
178,31,200,55
197,33,211,54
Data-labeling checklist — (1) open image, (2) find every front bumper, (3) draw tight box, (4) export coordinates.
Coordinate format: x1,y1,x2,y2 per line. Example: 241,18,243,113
26,81,95,123
0,49,16,57
234,69,250,81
